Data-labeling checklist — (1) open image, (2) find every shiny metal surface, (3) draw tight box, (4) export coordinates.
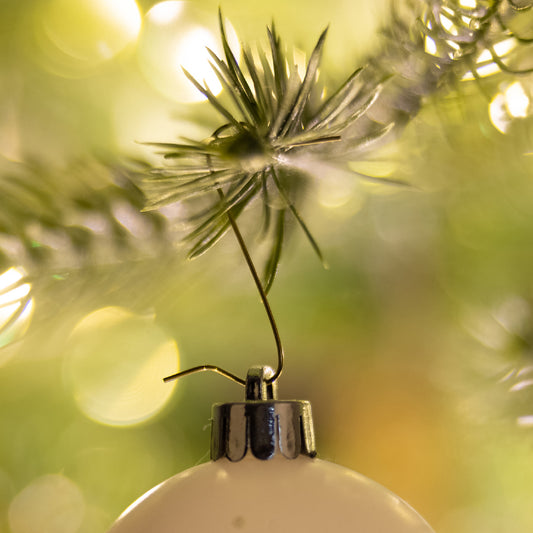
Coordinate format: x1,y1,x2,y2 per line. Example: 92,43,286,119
211,366,316,461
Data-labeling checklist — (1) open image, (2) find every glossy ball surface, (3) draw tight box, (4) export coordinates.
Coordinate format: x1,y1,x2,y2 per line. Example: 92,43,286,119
108,456,435,532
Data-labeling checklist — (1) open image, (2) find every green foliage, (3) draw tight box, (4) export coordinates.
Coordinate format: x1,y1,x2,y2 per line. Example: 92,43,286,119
143,1,533,290
0,159,168,272
142,12,394,290
1,2,533,533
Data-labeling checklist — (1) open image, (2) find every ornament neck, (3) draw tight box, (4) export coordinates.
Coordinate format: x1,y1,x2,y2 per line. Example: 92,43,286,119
211,366,316,461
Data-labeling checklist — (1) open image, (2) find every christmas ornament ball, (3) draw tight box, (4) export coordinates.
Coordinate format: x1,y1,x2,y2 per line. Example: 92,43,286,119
108,455,434,532
108,366,435,532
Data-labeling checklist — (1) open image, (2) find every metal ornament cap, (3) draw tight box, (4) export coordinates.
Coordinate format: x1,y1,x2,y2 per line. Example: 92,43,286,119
107,367,436,533
211,366,317,461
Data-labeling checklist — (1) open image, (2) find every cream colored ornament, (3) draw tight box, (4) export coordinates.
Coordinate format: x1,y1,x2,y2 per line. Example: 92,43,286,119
109,456,434,533
108,367,435,533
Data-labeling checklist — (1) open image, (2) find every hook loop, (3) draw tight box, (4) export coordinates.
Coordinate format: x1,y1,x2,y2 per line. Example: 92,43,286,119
245,366,277,400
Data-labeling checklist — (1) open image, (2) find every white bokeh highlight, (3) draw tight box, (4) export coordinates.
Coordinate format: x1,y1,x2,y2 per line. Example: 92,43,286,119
137,1,240,103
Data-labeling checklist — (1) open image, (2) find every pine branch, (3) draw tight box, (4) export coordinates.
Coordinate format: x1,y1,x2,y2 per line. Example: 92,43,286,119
0,158,170,273
0,1,530,293
144,1,533,290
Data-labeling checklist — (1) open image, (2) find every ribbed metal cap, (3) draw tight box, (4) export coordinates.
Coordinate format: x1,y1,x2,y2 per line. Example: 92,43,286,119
211,366,316,461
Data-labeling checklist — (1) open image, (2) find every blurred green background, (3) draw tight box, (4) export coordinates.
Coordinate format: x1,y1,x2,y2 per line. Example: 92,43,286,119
1,1,533,532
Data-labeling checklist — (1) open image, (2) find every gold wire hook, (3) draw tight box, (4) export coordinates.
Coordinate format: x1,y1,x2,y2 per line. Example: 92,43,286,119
163,188,284,386
163,365,245,386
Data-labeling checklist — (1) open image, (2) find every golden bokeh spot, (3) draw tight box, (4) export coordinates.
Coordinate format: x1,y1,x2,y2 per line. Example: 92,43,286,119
317,169,360,210
8,474,85,533
489,82,530,134
505,81,530,118
34,0,142,77
0,267,34,356
137,1,240,103
64,306,179,427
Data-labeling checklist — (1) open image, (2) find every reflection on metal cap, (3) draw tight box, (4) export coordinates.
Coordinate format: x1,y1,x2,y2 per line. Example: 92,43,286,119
211,366,316,461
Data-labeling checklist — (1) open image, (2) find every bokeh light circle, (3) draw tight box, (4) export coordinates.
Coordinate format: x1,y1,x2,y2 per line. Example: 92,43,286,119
8,474,85,533
0,266,34,358
111,79,210,159
34,0,142,77
489,81,530,134
137,1,240,103
64,306,179,427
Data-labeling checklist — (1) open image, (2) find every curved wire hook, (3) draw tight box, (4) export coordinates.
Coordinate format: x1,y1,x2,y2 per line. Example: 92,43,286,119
163,365,245,386
163,188,284,386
